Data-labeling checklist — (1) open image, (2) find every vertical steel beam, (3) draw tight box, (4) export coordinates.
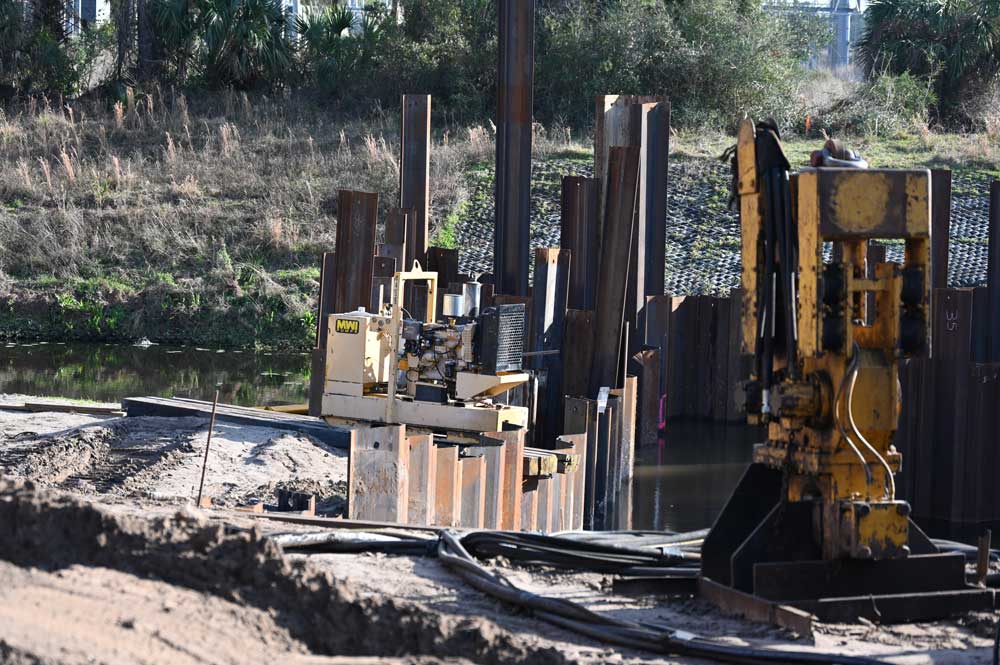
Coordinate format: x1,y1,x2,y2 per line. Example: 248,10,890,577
530,248,571,446
931,289,973,522
488,428,525,531
405,434,435,526
459,454,486,528
370,256,395,313
494,0,534,296
433,444,461,527
589,146,640,396
468,437,508,530
560,176,599,310
564,397,597,529
400,95,431,269
593,95,666,262
640,102,670,304
989,181,1000,361
334,190,378,314
931,169,952,291
309,252,338,417
381,207,410,270
348,425,408,523
562,309,595,398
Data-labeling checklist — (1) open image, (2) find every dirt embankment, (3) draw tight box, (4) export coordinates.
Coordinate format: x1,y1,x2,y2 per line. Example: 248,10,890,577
0,411,348,512
2,406,998,665
0,478,567,665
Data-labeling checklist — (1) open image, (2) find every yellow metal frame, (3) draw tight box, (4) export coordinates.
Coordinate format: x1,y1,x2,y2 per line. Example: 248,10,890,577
737,118,931,560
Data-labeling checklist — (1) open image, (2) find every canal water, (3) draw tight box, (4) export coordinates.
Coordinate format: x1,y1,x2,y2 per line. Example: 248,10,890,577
632,422,760,533
0,341,310,407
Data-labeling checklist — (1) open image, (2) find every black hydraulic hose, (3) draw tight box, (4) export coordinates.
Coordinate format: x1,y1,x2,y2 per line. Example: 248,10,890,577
780,169,799,379
277,527,888,664
436,530,889,665
460,530,698,575
761,170,777,415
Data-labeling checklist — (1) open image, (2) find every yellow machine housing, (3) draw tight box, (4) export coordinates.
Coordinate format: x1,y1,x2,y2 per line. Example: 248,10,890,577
320,264,530,438
736,119,930,561
325,311,394,397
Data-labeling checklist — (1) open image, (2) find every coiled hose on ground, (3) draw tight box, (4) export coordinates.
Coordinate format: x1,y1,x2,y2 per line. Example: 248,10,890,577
273,527,892,665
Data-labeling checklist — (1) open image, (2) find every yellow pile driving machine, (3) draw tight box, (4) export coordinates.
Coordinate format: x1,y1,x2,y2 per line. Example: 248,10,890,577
318,264,530,441
701,118,993,622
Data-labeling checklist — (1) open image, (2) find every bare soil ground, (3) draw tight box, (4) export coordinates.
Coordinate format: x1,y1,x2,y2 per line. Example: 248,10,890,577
1,399,996,665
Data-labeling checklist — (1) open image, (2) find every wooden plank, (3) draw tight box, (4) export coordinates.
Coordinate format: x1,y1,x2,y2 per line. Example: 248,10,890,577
17,402,124,416
348,425,408,523
459,454,487,529
334,190,378,315
433,445,461,527
562,309,595,398
523,448,558,477
400,95,430,269
468,437,507,529
123,397,350,448
405,434,435,526
589,146,641,396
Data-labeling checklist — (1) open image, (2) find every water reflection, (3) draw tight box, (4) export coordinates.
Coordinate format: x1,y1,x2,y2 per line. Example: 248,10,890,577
633,421,762,533
0,342,310,407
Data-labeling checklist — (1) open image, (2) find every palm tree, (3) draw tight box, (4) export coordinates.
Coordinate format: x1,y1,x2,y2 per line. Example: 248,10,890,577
858,0,1000,117
199,0,294,88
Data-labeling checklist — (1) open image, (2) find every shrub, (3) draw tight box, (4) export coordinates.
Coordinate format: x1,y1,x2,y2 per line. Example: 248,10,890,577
858,0,1000,125
535,0,820,130
152,0,295,89
815,69,937,136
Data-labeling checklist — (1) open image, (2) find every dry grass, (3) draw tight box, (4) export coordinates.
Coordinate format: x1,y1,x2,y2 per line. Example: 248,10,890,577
0,89,580,347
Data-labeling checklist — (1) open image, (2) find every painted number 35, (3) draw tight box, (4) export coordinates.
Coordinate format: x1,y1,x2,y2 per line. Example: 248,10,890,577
946,309,959,332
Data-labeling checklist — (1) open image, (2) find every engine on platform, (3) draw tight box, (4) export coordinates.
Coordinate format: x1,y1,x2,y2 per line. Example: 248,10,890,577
400,303,525,402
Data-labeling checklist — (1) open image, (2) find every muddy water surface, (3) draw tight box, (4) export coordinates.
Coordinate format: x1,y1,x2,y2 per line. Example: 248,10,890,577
632,422,761,533
0,342,309,406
